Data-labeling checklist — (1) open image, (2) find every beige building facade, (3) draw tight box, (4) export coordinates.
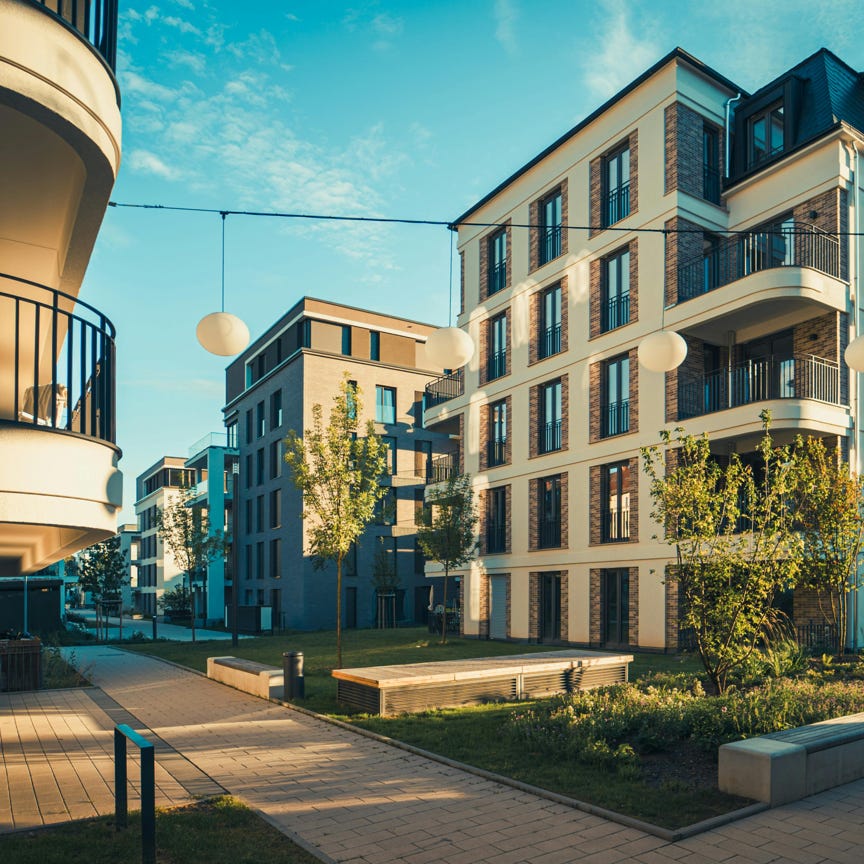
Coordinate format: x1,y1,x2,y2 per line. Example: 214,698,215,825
427,48,864,651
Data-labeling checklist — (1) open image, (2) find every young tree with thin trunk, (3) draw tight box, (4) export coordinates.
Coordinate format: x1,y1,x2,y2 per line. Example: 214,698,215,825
155,487,225,643
284,377,388,669
77,535,128,641
416,473,478,645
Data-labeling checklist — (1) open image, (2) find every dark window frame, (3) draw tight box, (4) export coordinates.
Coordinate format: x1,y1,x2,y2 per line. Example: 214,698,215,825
602,144,631,227
601,354,630,438
488,228,508,295
602,247,631,332
487,312,507,380
539,283,562,359
539,189,563,266
538,475,562,549
600,461,631,543
539,379,563,454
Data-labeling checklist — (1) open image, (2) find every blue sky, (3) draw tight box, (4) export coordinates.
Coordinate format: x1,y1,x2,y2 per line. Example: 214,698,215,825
86,0,864,521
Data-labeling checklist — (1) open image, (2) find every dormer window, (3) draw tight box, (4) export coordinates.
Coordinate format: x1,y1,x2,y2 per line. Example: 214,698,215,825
748,102,784,169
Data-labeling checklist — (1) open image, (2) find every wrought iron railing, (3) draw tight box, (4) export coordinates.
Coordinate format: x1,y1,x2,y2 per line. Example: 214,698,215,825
601,506,631,543
540,226,562,265
489,261,507,295
539,419,562,454
428,452,459,484
602,293,630,332
424,368,464,408
486,524,506,554
604,183,630,227
539,519,561,549
1,273,116,443
539,323,561,359
677,222,840,303
602,399,630,437
487,350,507,381
31,0,119,72
796,620,838,650
487,439,506,467
678,354,841,420
703,165,721,204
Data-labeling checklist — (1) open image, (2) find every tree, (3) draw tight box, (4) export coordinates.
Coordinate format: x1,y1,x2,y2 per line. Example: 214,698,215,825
155,487,225,643
416,473,478,644
641,412,802,693
371,537,400,628
793,437,864,654
284,376,388,668
77,535,128,640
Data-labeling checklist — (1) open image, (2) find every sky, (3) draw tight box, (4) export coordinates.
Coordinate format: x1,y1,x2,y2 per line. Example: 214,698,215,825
85,0,864,522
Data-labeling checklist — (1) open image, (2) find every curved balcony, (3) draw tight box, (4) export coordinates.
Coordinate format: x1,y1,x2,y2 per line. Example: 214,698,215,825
28,0,118,72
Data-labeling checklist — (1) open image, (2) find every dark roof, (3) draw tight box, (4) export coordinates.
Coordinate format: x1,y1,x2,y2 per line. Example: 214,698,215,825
451,47,744,226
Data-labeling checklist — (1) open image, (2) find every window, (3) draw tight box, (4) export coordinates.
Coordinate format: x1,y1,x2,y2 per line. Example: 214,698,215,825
270,489,281,528
256,448,264,485
603,145,630,226
270,538,281,579
245,410,253,445
748,102,783,169
370,331,380,361
256,401,265,438
486,487,507,553
344,542,357,578
602,248,630,332
602,355,630,437
256,542,264,580
487,313,507,380
413,390,425,429
488,399,507,467
244,545,251,581
539,476,562,548
271,390,283,429
298,319,311,349
739,214,794,277
376,386,396,424
381,436,397,474
703,124,720,204
601,462,631,542
414,539,426,574
414,489,425,525
414,440,432,480
374,488,396,525
602,568,630,645
270,441,281,479
539,379,562,454
341,325,352,356
539,190,562,265
488,228,507,294
245,454,252,489
346,379,358,422
539,284,562,359
256,495,264,532
226,421,237,448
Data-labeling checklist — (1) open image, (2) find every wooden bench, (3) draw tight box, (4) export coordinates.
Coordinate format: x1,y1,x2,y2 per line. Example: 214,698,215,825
207,656,283,700
718,712,864,805
332,650,633,715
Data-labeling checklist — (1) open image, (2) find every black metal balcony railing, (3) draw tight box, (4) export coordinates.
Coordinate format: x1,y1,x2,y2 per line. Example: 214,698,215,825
424,368,464,408
677,222,840,303
34,0,119,72
539,324,561,359
487,350,507,381
678,354,841,420
1,273,116,444
539,519,561,549
602,400,630,438
539,419,562,454
540,226,562,265
489,261,507,295
602,293,630,332
796,620,838,650
487,439,507,467
703,165,721,204
604,183,630,227
428,453,459,484
486,524,506,554
601,506,631,543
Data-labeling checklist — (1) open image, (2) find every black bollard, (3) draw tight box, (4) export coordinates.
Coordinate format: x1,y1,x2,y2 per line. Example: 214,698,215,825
282,651,305,700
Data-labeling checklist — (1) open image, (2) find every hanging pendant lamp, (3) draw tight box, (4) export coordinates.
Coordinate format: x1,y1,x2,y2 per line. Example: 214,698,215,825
196,212,250,356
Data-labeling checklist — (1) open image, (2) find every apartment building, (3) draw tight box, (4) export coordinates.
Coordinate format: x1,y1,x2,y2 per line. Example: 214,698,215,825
427,47,864,651
0,2,122,579
117,523,140,613
224,298,450,630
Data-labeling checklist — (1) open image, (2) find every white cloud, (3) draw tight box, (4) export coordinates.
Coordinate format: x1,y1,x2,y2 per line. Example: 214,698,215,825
494,0,519,56
126,149,182,180
165,49,207,74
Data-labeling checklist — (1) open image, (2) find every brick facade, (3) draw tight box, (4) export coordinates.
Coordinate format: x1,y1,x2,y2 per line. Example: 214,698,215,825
664,568,680,651
792,310,848,405
528,472,568,550
664,215,705,306
529,180,569,272
664,102,723,201
479,572,512,639
792,188,847,281
529,276,569,365
478,220,513,302
589,566,639,647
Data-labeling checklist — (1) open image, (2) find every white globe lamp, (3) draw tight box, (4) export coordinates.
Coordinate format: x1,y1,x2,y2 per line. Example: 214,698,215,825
424,326,474,369
196,311,250,356
638,330,688,372
845,335,864,372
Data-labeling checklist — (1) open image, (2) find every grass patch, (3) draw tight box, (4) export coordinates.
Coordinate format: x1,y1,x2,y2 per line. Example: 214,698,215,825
2,796,319,864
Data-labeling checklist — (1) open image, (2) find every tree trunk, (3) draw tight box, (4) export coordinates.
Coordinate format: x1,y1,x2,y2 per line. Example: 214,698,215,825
336,554,343,669
440,565,449,645
189,573,196,644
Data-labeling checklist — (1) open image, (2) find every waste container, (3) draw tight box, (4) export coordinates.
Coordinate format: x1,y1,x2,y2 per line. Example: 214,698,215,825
0,638,42,692
282,651,304,700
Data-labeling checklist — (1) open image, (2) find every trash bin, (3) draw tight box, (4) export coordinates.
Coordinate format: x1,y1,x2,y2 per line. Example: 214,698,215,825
282,651,304,700
0,638,42,692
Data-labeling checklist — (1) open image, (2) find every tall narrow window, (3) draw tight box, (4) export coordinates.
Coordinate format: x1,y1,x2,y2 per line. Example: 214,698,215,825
539,190,562,265
414,440,432,480
298,319,311,349
603,569,630,645
702,124,720,203
602,355,630,437
270,440,281,479
270,489,281,529
539,476,562,548
539,379,562,454
271,390,283,429
370,331,380,361
603,145,630,227
341,325,352,356
381,435,397,474
375,386,396,424
601,462,631,542
487,313,507,380
748,102,784,169
346,380,358,422
256,401,265,438
486,487,507,553
488,399,507,467
270,538,282,579
245,410,253,445
602,248,630,332
539,284,562,358
488,228,508,294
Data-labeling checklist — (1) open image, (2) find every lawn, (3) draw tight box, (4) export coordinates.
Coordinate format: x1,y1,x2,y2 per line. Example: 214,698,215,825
2,796,319,864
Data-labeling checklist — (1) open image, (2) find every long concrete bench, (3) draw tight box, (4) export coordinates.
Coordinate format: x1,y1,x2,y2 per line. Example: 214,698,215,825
332,650,633,715
207,655,283,700
718,712,864,805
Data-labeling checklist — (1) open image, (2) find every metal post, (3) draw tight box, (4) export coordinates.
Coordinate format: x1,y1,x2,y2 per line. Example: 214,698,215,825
231,462,239,648
114,727,127,829
140,743,155,864
152,614,157,641
282,651,304,699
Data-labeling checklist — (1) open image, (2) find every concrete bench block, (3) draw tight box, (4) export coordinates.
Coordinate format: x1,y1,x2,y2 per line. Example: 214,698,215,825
207,655,283,700
718,738,807,806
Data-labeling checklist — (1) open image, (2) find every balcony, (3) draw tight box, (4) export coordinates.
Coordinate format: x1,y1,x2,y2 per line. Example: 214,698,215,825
31,0,119,72
425,368,464,409
604,184,630,227
602,400,630,438
487,439,507,468
539,419,562,454
678,354,840,420
428,452,459,484
539,324,562,359
539,226,562,266
677,223,839,304
487,350,507,381
601,506,631,543
602,294,630,333
489,261,507,295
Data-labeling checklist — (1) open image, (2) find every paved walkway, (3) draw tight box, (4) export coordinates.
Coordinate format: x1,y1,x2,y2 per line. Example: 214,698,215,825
2,646,864,863
73,608,248,642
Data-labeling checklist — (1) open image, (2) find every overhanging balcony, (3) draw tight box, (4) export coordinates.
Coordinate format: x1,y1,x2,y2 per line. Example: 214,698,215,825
28,0,118,73
425,368,464,409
